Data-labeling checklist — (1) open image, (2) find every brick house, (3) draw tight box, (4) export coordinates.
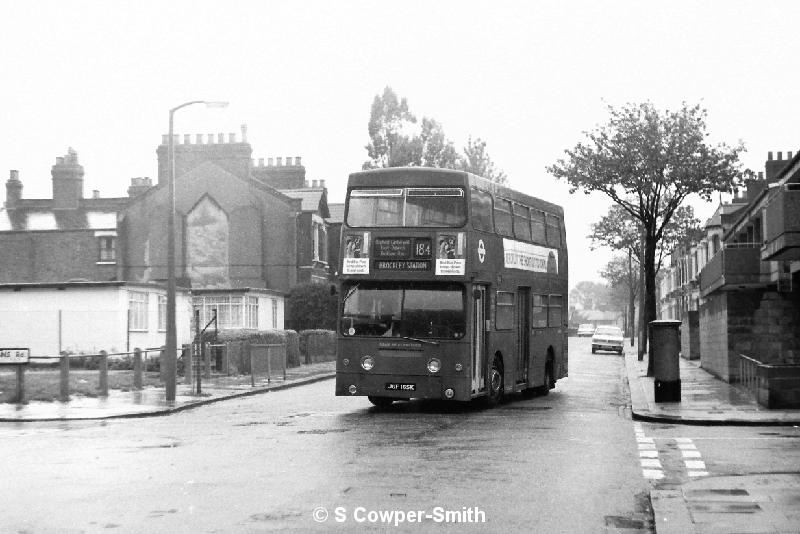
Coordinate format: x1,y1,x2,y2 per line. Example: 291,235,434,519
658,150,800,407
1,131,335,352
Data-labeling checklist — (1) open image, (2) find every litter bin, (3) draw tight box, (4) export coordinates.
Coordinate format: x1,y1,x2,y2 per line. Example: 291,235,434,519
650,320,681,402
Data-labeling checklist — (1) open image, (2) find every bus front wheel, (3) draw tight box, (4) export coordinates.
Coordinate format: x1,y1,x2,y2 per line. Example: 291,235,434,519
368,396,394,408
486,356,504,407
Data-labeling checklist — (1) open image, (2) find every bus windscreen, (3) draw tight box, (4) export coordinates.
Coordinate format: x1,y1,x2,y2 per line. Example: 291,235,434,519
346,187,466,227
340,281,465,339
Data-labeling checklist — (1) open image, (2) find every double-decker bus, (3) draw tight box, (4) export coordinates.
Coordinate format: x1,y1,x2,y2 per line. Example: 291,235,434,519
335,167,568,407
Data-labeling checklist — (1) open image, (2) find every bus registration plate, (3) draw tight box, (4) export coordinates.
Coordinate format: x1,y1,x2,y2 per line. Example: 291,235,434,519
385,383,416,391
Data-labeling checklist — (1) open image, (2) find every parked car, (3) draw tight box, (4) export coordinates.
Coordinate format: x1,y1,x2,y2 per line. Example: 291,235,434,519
576,323,596,337
591,326,624,354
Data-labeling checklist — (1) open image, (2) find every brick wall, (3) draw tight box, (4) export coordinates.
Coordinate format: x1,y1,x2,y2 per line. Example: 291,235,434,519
0,230,118,283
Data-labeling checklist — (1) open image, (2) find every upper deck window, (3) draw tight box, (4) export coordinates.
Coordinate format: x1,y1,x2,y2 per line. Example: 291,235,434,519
469,188,494,232
346,187,465,228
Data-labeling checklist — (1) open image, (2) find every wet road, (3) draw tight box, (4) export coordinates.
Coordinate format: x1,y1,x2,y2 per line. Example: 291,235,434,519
4,338,652,533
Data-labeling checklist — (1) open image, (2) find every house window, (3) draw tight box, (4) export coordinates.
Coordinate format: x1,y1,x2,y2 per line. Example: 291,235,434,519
98,236,116,262
129,291,148,331
158,295,166,331
246,297,259,329
271,299,278,329
192,294,260,329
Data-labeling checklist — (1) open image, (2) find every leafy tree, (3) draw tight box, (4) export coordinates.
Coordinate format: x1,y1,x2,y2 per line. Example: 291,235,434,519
459,136,508,184
549,101,748,366
569,280,610,311
363,87,417,169
286,283,337,331
362,87,506,182
600,253,640,343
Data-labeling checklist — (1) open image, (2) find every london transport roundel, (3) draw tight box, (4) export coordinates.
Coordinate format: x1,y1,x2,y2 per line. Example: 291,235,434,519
478,239,486,263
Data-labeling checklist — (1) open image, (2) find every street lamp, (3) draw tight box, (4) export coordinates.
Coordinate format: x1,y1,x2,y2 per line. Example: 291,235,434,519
165,100,228,402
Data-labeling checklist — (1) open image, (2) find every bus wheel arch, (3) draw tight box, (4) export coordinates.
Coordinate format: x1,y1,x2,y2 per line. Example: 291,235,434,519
486,352,504,407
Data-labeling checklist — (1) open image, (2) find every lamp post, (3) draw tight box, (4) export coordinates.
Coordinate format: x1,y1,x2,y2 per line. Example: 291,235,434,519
165,100,228,402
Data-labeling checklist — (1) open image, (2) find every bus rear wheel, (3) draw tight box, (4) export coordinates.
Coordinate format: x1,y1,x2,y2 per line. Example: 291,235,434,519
368,396,394,407
485,356,504,407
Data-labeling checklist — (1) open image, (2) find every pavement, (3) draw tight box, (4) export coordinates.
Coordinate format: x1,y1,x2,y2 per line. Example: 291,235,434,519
3,349,800,533
0,360,336,422
626,350,800,534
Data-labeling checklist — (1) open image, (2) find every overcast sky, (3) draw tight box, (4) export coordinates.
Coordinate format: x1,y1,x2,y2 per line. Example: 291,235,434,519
2,0,798,288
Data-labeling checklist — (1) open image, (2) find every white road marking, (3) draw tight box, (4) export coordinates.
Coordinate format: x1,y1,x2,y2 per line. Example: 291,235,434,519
639,450,658,458
640,458,662,468
681,450,702,458
684,460,706,470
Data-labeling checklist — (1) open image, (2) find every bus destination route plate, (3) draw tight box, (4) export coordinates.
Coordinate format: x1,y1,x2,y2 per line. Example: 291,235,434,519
374,260,430,271
385,383,416,391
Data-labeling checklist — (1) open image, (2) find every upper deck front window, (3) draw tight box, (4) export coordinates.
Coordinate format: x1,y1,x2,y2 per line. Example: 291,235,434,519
346,187,466,228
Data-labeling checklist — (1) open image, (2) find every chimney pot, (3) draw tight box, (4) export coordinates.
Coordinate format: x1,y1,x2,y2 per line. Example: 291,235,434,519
304,181,310,188
277,157,283,166
92,190,99,199
208,133,215,144
268,157,274,166
789,151,794,160
320,179,326,188
286,156,293,166
758,171,764,180
162,134,168,145
196,134,204,144
183,134,191,144
258,158,264,166
295,156,302,166
778,151,783,160
768,151,773,161
241,124,248,143
9,170,19,181
229,133,236,143
173,134,179,145
217,133,224,144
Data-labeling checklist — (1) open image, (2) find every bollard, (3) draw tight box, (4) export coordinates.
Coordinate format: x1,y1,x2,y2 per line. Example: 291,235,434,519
98,350,108,397
133,348,143,390
184,344,193,385
248,342,255,387
15,365,25,404
651,320,682,402
59,352,70,402
203,342,211,379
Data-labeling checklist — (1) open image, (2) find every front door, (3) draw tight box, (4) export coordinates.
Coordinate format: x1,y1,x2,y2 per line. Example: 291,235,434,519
472,285,487,393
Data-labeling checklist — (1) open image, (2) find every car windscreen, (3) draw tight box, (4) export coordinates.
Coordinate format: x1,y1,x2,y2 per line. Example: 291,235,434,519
595,327,622,336
340,281,465,339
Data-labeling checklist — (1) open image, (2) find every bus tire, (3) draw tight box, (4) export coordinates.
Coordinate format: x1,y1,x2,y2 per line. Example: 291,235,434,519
368,396,394,408
485,356,504,407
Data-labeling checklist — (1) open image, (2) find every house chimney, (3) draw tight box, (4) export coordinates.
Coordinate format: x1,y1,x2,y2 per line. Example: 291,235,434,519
127,177,153,197
5,169,22,208
320,179,325,188
295,156,302,166
51,147,84,210
765,150,791,183
92,190,100,199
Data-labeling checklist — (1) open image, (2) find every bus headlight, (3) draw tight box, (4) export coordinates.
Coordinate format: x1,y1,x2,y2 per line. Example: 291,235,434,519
343,358,350,366
444,388,455,399
454,363,463,372
348,385,357,395
427,358,441,373
361,355,375,371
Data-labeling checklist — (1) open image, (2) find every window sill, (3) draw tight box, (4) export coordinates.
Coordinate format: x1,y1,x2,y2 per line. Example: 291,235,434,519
96,261,117,265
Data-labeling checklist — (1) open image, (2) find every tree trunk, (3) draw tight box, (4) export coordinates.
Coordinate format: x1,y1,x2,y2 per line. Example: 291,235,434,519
628,249,635,347
643,231,658,377
637,244,647,360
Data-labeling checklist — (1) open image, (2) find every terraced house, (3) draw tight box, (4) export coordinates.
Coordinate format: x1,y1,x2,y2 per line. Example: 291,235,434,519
0,129,333,356
659,150,800,408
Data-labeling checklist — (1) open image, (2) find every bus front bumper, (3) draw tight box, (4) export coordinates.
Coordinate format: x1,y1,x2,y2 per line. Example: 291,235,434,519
335,372,472,402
